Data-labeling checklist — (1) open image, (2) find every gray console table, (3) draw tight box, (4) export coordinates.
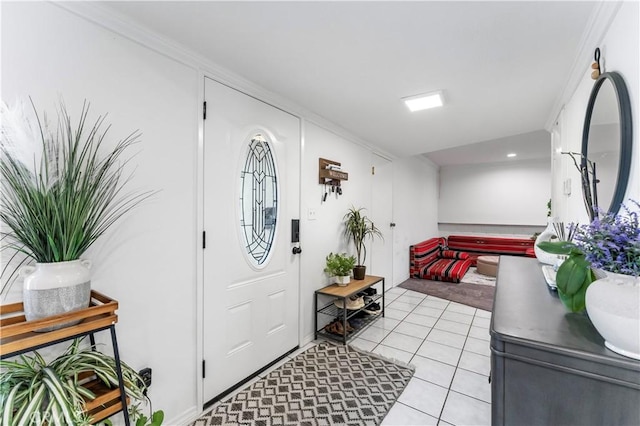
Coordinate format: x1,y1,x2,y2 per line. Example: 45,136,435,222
490,256,640,426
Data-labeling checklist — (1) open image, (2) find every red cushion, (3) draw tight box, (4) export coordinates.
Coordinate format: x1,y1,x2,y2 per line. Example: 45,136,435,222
410,237,446,278
421,258,473,283
447,235,534,265
440,250,470,260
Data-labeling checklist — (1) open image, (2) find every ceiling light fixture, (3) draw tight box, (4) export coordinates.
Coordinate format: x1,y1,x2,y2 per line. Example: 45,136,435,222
403,91,444,112
507,153,517,158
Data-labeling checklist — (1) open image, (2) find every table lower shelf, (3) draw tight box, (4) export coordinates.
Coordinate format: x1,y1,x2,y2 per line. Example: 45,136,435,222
316,312,383,344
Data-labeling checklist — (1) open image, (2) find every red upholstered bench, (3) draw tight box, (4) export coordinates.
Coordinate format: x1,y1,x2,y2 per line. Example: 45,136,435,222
409,238,473,283
446,235,535,266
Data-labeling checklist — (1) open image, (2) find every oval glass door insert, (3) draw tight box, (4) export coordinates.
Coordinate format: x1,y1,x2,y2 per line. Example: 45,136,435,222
239,133,278,267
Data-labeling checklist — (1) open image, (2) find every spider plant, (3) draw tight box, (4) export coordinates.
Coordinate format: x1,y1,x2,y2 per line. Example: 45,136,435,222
0,100,154,293
0,338,159,425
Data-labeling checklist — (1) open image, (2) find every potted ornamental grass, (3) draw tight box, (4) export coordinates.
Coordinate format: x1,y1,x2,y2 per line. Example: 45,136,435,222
324,252,356,286
343,207,383,280
0,100,153,324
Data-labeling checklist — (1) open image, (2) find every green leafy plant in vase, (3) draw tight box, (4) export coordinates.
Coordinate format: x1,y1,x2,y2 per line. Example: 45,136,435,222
324,252,356,286
343,207,383,280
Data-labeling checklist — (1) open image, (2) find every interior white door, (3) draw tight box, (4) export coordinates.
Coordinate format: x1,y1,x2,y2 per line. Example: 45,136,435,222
203,77,300,403
370,153,394,283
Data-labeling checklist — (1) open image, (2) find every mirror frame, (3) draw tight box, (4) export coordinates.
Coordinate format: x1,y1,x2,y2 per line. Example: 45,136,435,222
581,71,633,216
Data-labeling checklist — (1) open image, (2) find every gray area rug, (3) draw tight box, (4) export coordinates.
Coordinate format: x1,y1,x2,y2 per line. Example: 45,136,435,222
192,342,414,426
398,276,495,311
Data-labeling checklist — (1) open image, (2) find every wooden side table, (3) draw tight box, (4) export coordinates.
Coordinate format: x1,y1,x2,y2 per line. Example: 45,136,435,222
314,275,385,344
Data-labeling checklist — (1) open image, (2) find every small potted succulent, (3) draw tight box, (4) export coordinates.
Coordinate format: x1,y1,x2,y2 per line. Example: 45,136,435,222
324,252,356,286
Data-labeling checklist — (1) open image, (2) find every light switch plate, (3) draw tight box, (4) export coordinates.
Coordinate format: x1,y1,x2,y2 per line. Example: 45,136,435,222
307,208,317,220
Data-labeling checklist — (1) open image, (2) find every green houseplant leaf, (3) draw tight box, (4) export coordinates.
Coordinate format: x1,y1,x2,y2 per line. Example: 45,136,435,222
556,251,590,296
537,241,594,313
324,252,356,277
536,240,577,255
0,338,161,425
343,207,383,266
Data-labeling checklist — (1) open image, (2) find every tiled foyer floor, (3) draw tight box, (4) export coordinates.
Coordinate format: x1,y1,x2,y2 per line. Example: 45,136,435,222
354,286,492,426
203,286,492,425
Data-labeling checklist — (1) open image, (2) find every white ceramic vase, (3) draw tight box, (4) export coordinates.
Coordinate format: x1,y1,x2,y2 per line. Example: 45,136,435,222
20,259,92,330
586,272,640,360
534,217,559,265
335,275,351,286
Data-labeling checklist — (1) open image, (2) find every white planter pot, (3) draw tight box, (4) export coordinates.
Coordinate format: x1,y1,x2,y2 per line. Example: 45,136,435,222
534,217,559,265
335,275,351,286
20,260,92,330
586,272,640,360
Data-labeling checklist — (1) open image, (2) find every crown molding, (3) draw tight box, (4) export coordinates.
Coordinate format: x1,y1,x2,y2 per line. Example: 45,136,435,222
545,1,623,130
52,1,396,160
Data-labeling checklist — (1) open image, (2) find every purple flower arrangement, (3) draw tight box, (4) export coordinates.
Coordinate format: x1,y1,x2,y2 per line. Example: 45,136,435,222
574,200,640,276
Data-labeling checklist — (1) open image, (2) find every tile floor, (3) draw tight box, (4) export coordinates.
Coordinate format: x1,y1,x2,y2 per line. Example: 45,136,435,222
351,286,493,426
203,286,492,426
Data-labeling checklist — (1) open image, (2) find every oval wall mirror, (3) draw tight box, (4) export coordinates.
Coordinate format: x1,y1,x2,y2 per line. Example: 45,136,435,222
581,71,633,217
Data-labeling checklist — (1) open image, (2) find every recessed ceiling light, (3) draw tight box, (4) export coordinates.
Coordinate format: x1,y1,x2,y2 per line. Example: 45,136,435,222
403,91,444,112
507,153,517,158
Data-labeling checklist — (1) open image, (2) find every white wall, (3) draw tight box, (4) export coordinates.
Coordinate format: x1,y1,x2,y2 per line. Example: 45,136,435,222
392,156,440,285
438,159,551,226
1,2,199,423
553,1,640,221
1,2,441,423
299,123,376,342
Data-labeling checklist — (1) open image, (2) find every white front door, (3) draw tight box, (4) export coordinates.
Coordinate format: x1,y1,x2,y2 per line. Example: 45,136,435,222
203,77,301,403
370,154,394,283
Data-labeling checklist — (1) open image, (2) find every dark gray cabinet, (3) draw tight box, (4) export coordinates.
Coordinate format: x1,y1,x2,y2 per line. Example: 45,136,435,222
490,256,640,426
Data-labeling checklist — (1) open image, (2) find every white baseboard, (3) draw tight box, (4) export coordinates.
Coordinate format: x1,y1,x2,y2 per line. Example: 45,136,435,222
164,406,201,426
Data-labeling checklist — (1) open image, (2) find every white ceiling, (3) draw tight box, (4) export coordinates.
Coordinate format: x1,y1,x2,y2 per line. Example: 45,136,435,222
96,1,597,163
426,129,550,166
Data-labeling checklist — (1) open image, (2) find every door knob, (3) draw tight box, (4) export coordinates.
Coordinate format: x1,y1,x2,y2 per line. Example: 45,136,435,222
390,223,396,228
292,246,302,255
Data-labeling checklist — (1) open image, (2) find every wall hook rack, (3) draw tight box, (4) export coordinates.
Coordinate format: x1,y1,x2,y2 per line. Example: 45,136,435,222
319,157,348,187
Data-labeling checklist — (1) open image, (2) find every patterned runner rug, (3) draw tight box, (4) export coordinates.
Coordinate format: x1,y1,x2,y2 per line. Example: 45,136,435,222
192,342,414,426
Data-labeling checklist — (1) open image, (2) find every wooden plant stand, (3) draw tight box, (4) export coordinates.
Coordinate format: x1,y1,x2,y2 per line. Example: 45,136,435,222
0,291,130,425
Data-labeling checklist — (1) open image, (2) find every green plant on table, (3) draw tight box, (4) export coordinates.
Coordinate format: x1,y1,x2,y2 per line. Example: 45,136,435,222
537,240,595,313
0,100,155,293
324,252,356,277
343,207,383,266
0,338,162,425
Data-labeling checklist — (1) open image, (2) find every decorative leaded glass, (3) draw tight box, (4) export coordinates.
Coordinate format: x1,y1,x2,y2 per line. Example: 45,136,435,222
239,134,278,266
